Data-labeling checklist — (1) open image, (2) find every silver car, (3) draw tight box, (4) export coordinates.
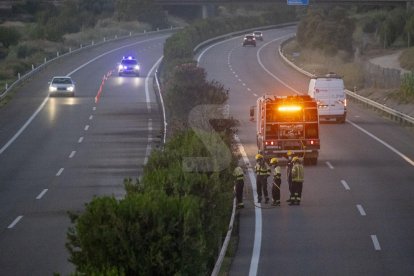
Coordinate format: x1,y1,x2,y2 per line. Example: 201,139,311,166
49,76,75,97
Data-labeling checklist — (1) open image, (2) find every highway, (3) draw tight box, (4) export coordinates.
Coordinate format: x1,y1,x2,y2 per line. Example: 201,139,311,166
0,32,168,275
197,26,414,275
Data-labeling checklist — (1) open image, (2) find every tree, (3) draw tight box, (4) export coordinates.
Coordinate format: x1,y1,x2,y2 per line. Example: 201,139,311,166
297,7,355,55
165,63,228,123
404,13,414,47
0,27,20,48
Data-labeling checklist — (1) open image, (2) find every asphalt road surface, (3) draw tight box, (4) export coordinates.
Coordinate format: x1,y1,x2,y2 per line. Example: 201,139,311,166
197,26,414,276
0,31,169,275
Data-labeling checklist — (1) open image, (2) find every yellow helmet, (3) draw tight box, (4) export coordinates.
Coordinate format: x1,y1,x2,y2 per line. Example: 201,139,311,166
287,150,292,156
292,156,300,163
270,158,278,164
255,154,263,160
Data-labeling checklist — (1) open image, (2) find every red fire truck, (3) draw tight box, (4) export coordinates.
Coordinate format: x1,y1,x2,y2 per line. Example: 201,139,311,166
251,95,320,165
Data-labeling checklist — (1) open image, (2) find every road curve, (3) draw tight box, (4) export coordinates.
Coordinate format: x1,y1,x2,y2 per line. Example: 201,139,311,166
198,26,414,276
0,32,169,275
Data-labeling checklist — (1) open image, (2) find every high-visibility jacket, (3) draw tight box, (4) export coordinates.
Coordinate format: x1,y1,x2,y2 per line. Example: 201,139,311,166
255,163,270,176
273,166,281,180
233,166,244,180
292,163,304,182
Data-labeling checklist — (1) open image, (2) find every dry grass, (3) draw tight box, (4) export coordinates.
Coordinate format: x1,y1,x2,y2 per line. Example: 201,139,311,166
283,39,365,90
399,47,414,71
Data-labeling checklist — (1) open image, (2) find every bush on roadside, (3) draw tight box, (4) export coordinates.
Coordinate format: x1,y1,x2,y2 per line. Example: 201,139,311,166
0,26,20,48
401,72,414,98
399,47,414,71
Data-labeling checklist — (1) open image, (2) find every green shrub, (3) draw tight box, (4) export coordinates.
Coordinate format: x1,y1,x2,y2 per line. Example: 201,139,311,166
0,27,20,48
401,72,414,98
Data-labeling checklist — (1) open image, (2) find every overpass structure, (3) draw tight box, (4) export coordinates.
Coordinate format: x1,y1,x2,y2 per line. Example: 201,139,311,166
155,0,409,4
154,0,411,18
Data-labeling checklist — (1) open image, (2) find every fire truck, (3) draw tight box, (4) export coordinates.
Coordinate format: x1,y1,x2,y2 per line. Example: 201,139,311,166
251,95,320,165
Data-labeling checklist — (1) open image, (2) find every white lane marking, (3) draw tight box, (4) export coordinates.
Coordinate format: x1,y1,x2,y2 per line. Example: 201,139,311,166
257,34,301,95
143,119,153,165
247,88,252,91
0,36,168,156
347,120,414,167
197,35,241,64
69,151,76,158
143,144,152,165
78,136,84,143
93,107,96,111
56,168,64,176
89,115,93,120
356,204,366,216
242,83,246,86
326,161,334,169
234,135,262,276
36,189,48,199
8,216,23,229
341,180,350,190
253,93,258,97
235,74,238,78
145,56,164,113
84,125,89,131
371,235,381,250
0,97,49,156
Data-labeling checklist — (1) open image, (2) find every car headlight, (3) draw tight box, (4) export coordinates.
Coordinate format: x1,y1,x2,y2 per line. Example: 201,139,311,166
67,86,74,92
135,65,140,70
49,86,57,92
118,64,123,70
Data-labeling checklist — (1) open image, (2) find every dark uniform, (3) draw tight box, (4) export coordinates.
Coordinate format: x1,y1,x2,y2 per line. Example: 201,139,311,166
254,156,270,204
290,157,304,205
286,154,293,202
233,166,244,208
270,158,281,206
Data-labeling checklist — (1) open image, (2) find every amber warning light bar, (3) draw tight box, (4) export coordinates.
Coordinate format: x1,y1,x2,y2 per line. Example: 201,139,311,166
278,105,302,112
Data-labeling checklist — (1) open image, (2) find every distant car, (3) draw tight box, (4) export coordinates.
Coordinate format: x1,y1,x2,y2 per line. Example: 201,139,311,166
118,56,140,76
253,31,263,41
48,76,75,97
242,34,256,47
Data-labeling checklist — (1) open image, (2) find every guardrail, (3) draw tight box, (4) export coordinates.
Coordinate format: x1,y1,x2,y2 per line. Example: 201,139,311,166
0,27,180,101
279,35,414,126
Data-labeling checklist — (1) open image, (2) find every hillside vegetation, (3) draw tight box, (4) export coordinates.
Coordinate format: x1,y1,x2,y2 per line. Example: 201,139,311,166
287,5,414,100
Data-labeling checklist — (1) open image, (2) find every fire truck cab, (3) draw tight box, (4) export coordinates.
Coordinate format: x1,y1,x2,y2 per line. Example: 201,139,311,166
252,95,320,165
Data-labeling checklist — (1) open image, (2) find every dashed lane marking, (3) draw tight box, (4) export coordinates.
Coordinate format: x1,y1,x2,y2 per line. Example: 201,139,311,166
356,204,366,216
7,216,23,229
56,168,64,176
341,180,350,190
36,189,48,200
78,137,84,143
326,161,334,169
371,235,381,251
69,151,76,158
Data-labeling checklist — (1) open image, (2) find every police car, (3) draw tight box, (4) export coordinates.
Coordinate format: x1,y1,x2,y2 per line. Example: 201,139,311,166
118,56,140,76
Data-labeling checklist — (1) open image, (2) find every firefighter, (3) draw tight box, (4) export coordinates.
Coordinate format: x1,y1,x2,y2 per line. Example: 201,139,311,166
254,154,270,204
233,162,245,209
270,158,281,206
286,150,294,202
289,156,304,205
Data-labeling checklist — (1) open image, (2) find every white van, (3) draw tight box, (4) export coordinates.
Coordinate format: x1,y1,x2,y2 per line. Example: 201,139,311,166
308,73,347,123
